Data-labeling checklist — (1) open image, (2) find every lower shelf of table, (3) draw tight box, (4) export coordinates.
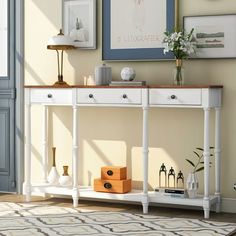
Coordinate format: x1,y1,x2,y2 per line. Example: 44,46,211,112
29,184,219,208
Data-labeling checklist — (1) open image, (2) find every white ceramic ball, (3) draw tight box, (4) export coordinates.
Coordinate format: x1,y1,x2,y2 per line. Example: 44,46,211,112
121,67,136,81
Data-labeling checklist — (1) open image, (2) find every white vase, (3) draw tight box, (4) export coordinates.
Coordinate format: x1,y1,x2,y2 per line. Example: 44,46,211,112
47,147,60,185
47,167,60,185
59,175,72,186
59,166,72,186
186,172,199,198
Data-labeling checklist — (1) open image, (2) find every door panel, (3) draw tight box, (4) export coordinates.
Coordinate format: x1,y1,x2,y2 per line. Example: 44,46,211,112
0,0,16,192
0,0,8,77
0,108,10,174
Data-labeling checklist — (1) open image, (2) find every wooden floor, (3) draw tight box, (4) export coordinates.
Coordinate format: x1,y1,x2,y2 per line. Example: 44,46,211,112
0,194,236,223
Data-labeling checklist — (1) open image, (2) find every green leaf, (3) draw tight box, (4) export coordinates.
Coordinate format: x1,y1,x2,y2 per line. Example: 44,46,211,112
186,159,195,167
195,167,204,172
193,151,200,158
196,147,204,151
200,161,212,164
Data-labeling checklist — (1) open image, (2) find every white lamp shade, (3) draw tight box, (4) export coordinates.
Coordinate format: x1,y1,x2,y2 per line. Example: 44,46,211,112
47,30,75,50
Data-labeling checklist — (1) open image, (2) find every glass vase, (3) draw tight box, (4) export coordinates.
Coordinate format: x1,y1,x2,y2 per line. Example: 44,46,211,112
186,172,199,198
173,59,184,86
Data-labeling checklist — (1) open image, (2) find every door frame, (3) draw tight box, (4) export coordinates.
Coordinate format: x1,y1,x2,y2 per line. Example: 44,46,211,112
15,0,24,193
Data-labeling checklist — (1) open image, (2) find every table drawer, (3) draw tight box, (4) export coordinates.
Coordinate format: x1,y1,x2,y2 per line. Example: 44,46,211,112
149,89,202,106
30,89,72,104
77,88,142,105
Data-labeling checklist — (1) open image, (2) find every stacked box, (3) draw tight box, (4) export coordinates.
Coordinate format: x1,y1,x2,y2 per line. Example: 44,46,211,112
94,166,131,193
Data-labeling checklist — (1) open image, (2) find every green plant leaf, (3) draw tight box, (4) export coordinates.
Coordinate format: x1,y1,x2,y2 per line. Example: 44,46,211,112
195,167,204,172
193,151,200,158
186,159,195,167
200,161,212,164
196,147,204,151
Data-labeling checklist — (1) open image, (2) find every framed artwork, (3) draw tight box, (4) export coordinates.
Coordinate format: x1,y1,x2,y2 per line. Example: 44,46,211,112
63,0,96,49
102,0,176,61
184,14,236,59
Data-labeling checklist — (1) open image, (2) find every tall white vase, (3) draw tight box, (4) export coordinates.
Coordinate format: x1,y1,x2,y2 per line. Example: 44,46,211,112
186,172,199,198
47,147,59,185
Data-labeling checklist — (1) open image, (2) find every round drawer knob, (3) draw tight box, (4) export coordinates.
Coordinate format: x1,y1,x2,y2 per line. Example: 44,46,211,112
104,182,112,189
170,95,177,99
47,94,52,98
89,94,94,98
123,94,127,99
107,170,113,176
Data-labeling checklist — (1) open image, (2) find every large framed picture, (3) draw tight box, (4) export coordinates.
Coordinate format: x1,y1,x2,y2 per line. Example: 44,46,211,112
184,14,236,59
63,0,96,49
102,0,176,61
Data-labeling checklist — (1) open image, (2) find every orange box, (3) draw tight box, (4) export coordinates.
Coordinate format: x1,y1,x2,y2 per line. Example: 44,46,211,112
101,166,127,180
94,178,131,193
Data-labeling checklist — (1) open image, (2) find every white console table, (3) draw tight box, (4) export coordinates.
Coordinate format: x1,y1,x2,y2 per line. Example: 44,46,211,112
24,85,222,219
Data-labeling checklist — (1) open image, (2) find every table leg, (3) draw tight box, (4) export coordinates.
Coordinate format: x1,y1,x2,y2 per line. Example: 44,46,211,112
142,105,149,214
215,107,221,213
203,107,210,219
72,106,79,207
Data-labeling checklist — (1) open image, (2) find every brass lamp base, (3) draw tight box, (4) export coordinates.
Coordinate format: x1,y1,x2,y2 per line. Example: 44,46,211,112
52,75,70,87
53,80,70,87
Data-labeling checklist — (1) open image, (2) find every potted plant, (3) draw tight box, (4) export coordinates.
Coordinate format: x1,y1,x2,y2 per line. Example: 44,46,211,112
185,147,214,198
163,29,196,85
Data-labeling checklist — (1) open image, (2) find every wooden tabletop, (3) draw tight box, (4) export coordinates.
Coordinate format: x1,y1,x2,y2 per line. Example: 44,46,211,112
24,84,223,89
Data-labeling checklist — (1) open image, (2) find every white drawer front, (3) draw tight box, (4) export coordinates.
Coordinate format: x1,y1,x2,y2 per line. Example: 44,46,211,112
77,88,142,105
149,89,202,106
30,89,72,104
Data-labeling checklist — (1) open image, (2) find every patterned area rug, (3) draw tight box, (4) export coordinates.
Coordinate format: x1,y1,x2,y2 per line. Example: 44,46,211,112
0,202,235,236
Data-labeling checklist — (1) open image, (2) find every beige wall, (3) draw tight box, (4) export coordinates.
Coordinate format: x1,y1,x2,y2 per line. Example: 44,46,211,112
25,0,236,198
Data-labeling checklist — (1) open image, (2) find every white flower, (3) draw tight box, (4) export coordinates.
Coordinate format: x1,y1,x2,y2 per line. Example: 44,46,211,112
162,29,196,59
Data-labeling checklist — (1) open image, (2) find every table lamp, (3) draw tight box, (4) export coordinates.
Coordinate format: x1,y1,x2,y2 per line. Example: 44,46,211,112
47,29,75,86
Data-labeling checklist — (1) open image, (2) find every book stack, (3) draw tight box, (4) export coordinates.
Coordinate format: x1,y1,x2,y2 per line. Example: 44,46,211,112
109,81,146,86
154,187,187,198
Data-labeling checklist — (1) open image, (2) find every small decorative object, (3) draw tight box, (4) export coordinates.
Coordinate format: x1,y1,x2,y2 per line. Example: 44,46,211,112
120,67,136,81
94,166,131,193
159,163,167,188
163,29,196,85
47,147,60,185
94,179,131,194
95,64,112,85
186,147,214,198
59,166,72,186
101,166,127,180
186,173,199,199
176,171,184,189
110,81,146,86
47,29,75,87
84,75,95,85
168,167,175,188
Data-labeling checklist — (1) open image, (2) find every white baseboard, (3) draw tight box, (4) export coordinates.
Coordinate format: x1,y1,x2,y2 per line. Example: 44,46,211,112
221,198,236,213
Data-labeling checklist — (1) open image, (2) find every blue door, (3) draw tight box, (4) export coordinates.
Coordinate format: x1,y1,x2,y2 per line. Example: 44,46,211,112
0,0,16,192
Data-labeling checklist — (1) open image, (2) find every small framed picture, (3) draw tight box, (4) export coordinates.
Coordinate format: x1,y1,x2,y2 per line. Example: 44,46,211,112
63,0,96,49
184,14,236,59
